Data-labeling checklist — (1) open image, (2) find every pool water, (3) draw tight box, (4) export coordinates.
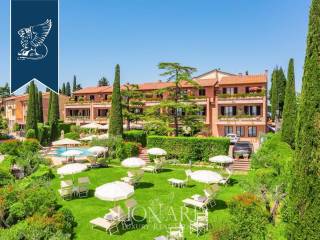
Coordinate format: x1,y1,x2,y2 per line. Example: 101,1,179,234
54,147,92,157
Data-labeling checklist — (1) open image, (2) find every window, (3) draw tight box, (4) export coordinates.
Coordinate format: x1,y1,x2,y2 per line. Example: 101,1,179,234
222,87,238,95
236,126,245,137
221,106,237,116
176,108,185,116
198,106,206,116
224,126,233,136
199,88,206,96
90,95,95,101
244,106,261,116
248,126,257,137
104,94,108,100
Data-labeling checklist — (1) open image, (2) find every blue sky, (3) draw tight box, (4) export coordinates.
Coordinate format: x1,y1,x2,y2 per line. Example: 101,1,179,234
0,0,310,92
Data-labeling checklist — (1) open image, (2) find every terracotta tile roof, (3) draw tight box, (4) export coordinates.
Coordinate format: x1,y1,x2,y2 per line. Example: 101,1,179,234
219,74,267,85
74,78,217,94
74,86,112,94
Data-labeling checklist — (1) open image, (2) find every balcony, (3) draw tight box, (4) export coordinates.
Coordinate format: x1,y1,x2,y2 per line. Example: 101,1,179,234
217,114,265,125
65,116,90,122
217,90,265,99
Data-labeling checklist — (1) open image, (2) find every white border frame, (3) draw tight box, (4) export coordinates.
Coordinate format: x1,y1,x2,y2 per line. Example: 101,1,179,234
9,0,60,94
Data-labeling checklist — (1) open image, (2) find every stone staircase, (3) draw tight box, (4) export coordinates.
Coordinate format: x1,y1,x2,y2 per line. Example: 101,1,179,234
231,158,251,171
138,148,150,163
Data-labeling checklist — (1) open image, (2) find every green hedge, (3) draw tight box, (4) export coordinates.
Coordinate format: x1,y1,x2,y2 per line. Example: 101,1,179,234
58,122,73,135
123,130,147,147
64,132,80,140
147,136,230,163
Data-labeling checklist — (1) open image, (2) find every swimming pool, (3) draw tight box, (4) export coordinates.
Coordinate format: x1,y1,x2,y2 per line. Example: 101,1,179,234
54,147,92,157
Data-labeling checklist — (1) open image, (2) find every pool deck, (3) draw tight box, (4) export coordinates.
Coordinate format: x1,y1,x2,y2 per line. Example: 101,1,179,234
42,147,89,166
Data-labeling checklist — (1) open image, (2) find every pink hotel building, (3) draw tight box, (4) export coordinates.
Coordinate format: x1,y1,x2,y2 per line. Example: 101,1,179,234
63,69,268,140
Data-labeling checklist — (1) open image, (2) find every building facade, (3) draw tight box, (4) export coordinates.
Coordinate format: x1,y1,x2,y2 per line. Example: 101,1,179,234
1,92,68,130
63,69,268,140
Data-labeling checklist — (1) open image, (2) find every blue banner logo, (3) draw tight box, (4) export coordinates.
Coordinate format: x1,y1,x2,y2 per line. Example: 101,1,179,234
11,0,59,93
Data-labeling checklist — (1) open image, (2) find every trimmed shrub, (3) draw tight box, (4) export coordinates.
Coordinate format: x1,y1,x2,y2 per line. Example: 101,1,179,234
123,130,147,146
0,139,21,155
58,122,73,135
64,132,80,140
22,139,41,153
26,129,36,139
147,136,229,162
37,124,50,146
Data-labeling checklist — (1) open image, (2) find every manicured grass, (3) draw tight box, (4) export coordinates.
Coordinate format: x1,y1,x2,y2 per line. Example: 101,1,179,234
51,164,246,239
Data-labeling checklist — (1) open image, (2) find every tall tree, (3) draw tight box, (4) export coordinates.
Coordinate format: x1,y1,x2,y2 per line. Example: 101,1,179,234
270,67,287,120
38,91,44,123
277,68,287,116
158,62,197,136
66,82,71,96
72,75,77,93
281,59,297,148
0,83,10,98
287,0,320,238
121,84,144,130
108,64,123,138
98,77,109,87
47,91,53,124
34,85,39,122
61,83,66,95
49,92,60,141
25,81,38,137
270,68,278,120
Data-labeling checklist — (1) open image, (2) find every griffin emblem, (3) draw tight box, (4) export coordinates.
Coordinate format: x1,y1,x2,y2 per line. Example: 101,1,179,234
17,19,52,60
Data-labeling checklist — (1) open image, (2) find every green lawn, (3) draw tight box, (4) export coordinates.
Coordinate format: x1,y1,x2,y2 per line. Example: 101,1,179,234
51,165,246,240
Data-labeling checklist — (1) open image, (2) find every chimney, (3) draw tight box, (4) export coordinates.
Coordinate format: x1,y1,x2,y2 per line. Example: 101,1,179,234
265,69,268,75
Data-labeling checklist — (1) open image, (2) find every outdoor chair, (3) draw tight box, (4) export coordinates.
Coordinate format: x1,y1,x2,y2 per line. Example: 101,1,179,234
125,198,138,227
219,168,233,185
168,170,190,188
182,194,215,210
90,217,120,235
168,223,184,240
142,162,163,173
77,177,90,197
58,186,73,200
190,210,209,236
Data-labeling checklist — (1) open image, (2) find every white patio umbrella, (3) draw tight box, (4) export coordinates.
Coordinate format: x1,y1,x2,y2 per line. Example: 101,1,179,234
79,135,97,141
57,163,88,176
98,133,108,140
80,122,103,129
123,123,143,130
209,155,234,164
88,146,108,157
61,149,83,157
98,124,109,130
147,148,167,156
121,157,146,168
52,138,81,146
190,170,223,184
95,181,134,202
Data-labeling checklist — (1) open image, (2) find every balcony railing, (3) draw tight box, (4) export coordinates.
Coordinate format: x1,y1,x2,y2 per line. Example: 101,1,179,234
218,115,263,121
65,116,90,121
217,91,265,99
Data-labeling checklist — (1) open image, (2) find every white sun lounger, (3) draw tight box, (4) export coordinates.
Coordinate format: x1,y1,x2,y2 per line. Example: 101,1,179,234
90,217,120,235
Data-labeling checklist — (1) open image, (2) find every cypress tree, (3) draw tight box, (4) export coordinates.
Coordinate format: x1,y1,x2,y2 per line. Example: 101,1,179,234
277,68,287,116
25,81,38,137
287,0,320,238
72,75,77,93
66,82,71,96
48,91,52,124
49,92,60,141
108,64,123,138
38,91,44,123
281,59,297,148
62,83,66,95
34,85,39,122
270,68,279,120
